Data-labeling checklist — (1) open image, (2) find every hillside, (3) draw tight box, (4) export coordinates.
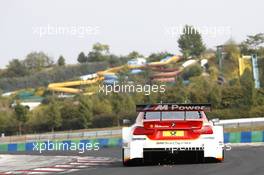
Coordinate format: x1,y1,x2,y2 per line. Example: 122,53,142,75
0,34,264,136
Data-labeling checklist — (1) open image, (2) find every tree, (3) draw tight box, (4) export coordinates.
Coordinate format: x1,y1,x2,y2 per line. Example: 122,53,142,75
78,96,93,127
221,86,244,108
187,77,210,103
5,59,28,77
225,39,240,61
87,43,110,62
87,51,104,62
60,102,87,130
57,55,65,66
108,54,121,66
148,52,173,62
240,68,255,106
77,52,88,63
208,85,222,108
111,93,135,126
14,103,28,135
45,100,62,132
91,97,112,117
244,33,264,50
92,43,109,54
221,39,240,78
127,51,143,59
26,106,50,133
24,52,53,72
178,25,206,58
240,33,264,55
0,111,17,135
182,64,203,80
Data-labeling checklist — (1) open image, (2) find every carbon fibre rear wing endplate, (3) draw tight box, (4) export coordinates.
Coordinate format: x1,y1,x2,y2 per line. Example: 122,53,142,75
136,104,211,112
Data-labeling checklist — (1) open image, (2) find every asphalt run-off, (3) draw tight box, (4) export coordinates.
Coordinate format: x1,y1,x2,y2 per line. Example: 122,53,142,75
0,145,264,175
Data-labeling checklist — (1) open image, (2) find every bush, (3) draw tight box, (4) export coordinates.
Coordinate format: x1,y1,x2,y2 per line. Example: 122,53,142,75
91,115,114,128
60,103,87,130
182,64,202,80
0,111,17,135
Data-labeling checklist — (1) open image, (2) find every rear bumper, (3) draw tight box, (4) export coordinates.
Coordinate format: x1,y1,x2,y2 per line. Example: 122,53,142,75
122,126,224,161
144,147,204,152
123,138,224,160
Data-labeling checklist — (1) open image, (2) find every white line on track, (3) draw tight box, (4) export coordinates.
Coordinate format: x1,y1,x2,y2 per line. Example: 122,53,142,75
0,155,117,175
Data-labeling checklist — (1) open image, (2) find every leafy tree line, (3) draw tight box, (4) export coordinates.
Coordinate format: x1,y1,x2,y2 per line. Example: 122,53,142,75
0,63,108,92
1,71,264,135
2,52,54,78
1,55,264,135
76,43,152,67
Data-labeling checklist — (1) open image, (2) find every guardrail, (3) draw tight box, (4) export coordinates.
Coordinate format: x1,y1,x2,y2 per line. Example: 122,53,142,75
0,129,122,144
1,117,264,144
214,117,264,128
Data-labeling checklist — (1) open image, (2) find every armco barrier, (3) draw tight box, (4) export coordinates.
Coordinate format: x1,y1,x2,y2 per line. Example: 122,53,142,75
1,118,263,144
0,131,264,152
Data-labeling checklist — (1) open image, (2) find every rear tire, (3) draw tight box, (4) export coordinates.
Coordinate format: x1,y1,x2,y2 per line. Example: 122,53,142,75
216,150,225,163
122,148,130,166
122,148,134,166
122,148,144,166
204,150,224,163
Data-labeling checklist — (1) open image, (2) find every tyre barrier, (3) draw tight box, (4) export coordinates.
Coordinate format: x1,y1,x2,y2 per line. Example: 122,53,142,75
224,131,264,143
0,131,264,152
0,137,122,152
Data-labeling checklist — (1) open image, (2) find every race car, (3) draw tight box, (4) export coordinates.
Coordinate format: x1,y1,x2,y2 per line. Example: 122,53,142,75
122,103,224,166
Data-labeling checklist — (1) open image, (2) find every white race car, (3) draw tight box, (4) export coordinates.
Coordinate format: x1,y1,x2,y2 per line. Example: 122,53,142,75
122,103,224,166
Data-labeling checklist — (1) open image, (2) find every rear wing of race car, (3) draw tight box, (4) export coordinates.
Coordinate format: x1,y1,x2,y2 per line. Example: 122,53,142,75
136,103,211,112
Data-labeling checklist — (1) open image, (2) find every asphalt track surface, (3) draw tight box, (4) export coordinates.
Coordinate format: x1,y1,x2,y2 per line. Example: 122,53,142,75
1,146,264,175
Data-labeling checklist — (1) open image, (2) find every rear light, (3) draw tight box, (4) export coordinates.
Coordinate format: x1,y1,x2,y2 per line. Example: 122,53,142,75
133,126,155,135
193,125,213,134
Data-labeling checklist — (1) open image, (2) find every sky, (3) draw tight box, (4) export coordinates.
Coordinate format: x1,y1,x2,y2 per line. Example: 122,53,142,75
0,0,263,68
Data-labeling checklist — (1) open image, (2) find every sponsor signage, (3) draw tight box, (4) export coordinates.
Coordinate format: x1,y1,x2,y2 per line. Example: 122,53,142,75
136,104,211,112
